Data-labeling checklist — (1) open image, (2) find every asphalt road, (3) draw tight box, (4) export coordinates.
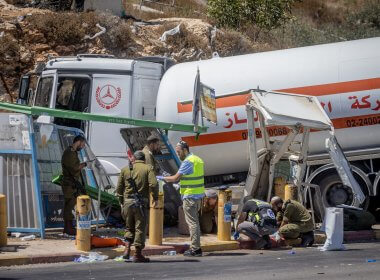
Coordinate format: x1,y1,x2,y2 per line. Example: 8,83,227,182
1,243,380,280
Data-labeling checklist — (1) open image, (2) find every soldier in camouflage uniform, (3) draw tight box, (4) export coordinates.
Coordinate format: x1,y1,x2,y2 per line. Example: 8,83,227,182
116,151,158,263
61,135,87,235
142,135,161,176
271,196,314,247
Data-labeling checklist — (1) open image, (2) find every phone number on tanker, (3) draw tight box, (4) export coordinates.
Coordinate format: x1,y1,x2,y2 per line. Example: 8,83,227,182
346,116,380,127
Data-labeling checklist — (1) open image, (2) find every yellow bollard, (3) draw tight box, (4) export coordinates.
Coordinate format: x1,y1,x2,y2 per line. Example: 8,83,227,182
274,177,286,200
148,183,164,245
217,189,232,241
0,194,7,247
284,184,298,201
76,195,91,252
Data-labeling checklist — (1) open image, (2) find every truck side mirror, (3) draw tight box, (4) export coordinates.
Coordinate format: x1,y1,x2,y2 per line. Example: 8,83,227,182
17,75,30,104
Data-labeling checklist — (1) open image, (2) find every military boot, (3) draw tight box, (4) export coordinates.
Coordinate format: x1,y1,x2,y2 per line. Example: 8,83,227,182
263,235,272,249
63,220,76,236
132,247,150,263
123,238,132,260
300,231,314,247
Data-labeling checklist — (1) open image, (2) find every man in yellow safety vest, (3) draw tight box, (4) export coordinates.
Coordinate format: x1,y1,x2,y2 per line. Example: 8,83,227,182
160,140,205,257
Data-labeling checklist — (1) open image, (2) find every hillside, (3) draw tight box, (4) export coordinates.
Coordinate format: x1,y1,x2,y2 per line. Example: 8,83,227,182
0,0,379,100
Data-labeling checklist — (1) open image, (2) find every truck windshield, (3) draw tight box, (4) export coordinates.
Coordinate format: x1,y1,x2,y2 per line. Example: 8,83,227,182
54,77,91,129
34,77,54,107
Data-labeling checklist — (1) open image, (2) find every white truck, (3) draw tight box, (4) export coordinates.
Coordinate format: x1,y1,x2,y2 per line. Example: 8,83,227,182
18,37,380,213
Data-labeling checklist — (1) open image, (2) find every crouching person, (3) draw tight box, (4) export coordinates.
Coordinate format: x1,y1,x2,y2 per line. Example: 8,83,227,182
116,151,159,263
270,196,314,247
200,189,218,234
236,196,277,249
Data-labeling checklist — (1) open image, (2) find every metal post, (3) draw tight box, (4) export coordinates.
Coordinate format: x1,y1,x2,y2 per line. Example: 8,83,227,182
0,194,7,247
28,117,45,238
149,181,164,245
294,128,310,188
217,189,232,241
285,184,298,201
246,104,259,176
96,185,101,231
76,195,91,252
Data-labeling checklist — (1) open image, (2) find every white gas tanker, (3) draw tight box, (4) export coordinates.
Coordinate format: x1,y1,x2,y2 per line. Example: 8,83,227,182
18,37,380,209
156,37,380,208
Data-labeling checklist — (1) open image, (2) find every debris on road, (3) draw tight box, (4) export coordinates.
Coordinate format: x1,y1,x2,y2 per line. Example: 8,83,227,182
20,235,36,241
114,256,124,262
163,251,176,256
11,232,22,238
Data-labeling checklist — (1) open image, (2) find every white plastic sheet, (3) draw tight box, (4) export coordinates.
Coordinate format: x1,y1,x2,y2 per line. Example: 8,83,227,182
319,207,345,251
159,24,181,42
84,23,106,40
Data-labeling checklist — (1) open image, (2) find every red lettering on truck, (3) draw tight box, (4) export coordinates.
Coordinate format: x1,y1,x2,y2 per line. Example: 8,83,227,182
96,85,121,110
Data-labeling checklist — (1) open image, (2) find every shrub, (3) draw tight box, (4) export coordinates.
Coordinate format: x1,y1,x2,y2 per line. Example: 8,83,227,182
165,24,207,51
27,11,133,54
348,0,380,29
207,0,301,30
292,0,345,25
213,29,254,56
207,0,241,29
95,13,133,54
0,34,20,68
155,22,209,57
28,13,87,46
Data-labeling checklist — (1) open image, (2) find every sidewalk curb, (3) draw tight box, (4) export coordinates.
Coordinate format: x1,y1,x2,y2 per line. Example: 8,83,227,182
0,252,81,267
0,230,377,267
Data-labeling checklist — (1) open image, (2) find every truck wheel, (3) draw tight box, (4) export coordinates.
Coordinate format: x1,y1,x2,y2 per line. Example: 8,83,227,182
314,171,369,210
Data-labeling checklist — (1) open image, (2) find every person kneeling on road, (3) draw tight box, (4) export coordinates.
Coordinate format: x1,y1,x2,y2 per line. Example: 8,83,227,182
270,196,314,247
200,189,218,234
235,196,278,249
116,151,159,263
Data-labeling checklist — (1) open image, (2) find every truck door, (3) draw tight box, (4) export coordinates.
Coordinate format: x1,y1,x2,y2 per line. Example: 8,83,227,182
88,74,132,181
133,77,160,120
33,70,57,123
132,62,162,120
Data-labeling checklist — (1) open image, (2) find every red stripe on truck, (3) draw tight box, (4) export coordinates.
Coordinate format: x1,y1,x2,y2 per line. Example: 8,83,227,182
177,78,380,113
182,113,380,147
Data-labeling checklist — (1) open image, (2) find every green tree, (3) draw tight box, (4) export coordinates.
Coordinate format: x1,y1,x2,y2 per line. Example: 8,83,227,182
208,0,301,30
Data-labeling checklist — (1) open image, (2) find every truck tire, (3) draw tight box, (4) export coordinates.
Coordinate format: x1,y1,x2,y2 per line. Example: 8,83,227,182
313,171,369,210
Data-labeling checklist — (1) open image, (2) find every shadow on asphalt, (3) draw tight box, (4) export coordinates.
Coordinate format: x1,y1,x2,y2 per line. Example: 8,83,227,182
150,259,201,263
343,249,362,251
205,252,249,257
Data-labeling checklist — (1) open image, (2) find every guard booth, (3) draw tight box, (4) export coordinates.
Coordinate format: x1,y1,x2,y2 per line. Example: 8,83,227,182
0,113,113,237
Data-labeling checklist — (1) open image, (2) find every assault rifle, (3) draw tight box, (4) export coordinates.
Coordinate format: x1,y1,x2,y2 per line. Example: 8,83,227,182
74,179,87,196
128,167,145,218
